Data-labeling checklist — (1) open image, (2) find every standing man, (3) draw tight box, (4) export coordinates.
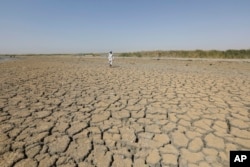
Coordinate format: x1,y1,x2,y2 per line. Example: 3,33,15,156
108,51,113,67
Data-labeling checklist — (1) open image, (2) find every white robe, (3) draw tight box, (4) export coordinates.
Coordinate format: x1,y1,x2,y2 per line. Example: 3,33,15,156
108,53,113,65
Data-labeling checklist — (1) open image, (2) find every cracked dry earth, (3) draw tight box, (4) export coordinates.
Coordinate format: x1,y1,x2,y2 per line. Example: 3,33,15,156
0,56,250,167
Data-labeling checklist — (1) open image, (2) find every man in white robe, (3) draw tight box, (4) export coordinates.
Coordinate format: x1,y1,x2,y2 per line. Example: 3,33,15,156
108,51,113,67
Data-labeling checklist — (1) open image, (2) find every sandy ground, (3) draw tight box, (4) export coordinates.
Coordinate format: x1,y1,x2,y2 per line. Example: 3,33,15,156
0,56,250,167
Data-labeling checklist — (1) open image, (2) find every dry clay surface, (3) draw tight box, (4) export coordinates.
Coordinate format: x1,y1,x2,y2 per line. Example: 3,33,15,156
0,56,250,167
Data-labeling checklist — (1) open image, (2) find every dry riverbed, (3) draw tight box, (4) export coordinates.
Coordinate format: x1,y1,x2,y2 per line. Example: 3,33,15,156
0,56,250,167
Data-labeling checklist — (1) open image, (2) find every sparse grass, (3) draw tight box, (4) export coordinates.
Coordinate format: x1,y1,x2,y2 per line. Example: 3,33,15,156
118,49,250,59
1,49,249,59
119,52,142,57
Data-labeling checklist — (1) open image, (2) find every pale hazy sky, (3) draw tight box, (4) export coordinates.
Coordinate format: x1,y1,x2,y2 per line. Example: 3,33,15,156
1,0,250,54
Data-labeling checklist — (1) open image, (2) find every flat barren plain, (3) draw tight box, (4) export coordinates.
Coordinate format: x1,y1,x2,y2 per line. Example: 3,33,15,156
0,56,250,167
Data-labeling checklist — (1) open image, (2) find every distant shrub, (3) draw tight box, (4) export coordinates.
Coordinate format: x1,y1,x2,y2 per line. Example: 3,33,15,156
119,53,133,57
118,49,250,59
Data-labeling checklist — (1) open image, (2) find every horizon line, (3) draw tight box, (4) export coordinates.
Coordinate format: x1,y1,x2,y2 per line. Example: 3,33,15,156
1,48,250,55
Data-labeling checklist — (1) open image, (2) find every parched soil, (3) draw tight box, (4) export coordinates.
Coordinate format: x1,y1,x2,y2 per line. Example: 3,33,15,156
0,56,250,167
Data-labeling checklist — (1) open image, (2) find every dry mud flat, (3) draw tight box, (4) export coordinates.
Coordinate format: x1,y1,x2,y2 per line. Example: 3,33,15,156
0,56,250,167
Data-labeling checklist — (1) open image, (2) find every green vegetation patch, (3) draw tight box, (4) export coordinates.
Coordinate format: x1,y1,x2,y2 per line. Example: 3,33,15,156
118,49,250,59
